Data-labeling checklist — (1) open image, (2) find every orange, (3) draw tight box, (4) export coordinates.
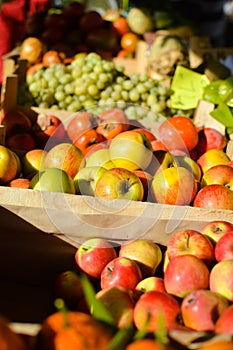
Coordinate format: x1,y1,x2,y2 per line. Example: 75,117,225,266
120,32,139,53
197,340,233,350
38,311,114,350
126,338,166,350
112,16,130,36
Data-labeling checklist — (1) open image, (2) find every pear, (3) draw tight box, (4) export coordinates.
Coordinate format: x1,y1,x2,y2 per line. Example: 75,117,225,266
127,7,154,35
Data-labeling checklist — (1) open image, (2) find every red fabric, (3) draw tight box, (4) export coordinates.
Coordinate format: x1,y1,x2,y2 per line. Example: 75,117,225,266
0,0,50,84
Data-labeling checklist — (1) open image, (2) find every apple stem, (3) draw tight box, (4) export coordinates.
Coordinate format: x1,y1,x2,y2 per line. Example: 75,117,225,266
54,298,70,329
185,232,190,250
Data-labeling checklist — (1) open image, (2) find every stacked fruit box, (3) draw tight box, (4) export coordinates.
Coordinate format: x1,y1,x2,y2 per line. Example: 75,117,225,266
0,73,232,247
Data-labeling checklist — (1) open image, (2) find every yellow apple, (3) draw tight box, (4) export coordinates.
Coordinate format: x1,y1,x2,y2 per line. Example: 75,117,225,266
85,148,115,169
109,130,153,171
197,149,230,173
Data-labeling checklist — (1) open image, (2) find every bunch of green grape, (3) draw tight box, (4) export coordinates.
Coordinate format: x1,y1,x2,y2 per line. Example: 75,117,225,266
19,52,176,120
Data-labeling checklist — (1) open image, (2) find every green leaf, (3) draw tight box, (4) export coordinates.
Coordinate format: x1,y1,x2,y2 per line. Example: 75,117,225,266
105,326,135,350
80,273,116,326
210,101,233,128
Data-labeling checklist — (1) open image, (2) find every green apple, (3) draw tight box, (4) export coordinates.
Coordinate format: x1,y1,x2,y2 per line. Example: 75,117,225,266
30,167,76,194
0,145,18,184
74,166,107,196
95,167,144,201
85,148,114,169
109,130,153,171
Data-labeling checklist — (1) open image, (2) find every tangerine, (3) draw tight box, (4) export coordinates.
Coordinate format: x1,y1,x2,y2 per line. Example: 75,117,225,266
197,340,233,350
120,32,139,53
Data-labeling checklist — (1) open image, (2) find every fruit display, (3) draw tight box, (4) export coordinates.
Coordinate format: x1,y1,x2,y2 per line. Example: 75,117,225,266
0,104,232,211
3,221,233,349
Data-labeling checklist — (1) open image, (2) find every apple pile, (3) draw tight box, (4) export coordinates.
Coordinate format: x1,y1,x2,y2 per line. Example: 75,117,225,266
49,219,233,349
1,107,233,211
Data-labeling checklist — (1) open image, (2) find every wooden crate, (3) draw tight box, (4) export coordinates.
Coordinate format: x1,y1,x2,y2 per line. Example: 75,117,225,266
0,61,233,350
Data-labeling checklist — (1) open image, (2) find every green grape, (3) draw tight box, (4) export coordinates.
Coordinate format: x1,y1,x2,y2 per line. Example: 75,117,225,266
28,82,40,97
99,73,109,84
130,72,140,84
74,84,88,96
54,90,66,102
129,89,140,102
87,84,99,97
50,104,59,110
38,102,50,108
96,80,106,90
147,94,158,106
123,80,134,91
100,89,111,100
139,73,150,82
64,83,74,95
59,73,72,85
83,99,95,109
111,90,121,101
136,83,148,94
67,100,82,112
48,77,59,90
93,65,104,74
58,100,67,110
121,90,129,101
116,76,126,84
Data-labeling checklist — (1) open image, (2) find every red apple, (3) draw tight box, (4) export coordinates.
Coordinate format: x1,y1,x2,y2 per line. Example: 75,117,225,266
164,254,210,298
215,304,233,335
197,149,230,173
135,276,166,295
53,270,84,309
100,256,142,290
201,164,233,190
0,145,18,185
75,238,117,279
166,229,215,267
195,127,227,154
150,166,198,205
95,286,135,329
95,167,144,201
133,290,181,332
109,129,153,171
200,220,233,244
209,260,233,302
133,170,153,202
181,289,229,331
5,132,36,152
119,239,162,278
215,233,233,262
44,142,85,179
193,184,233,210
209,260,233,301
